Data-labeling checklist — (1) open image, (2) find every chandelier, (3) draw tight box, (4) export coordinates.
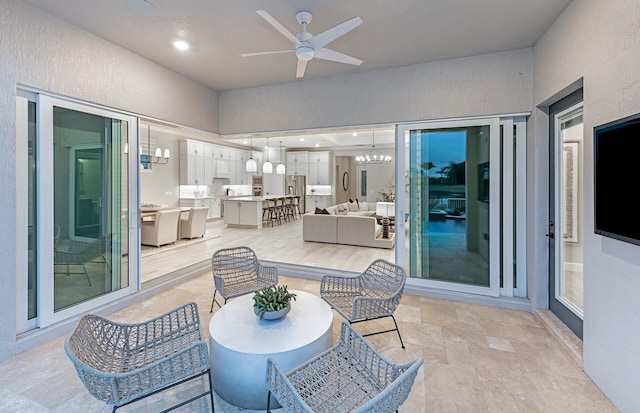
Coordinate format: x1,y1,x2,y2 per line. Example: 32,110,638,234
355,130,392,164
138,124,170,168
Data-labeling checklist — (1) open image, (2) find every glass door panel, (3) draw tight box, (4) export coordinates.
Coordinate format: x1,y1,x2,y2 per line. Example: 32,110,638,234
51,106,130,311
397,119,500,296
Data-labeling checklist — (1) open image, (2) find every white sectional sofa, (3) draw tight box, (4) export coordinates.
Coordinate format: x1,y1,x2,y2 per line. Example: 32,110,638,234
302,201,395,249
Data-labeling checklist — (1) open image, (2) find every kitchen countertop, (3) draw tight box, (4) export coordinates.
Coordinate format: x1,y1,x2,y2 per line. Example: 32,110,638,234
180,196,215,200
223,196,262,202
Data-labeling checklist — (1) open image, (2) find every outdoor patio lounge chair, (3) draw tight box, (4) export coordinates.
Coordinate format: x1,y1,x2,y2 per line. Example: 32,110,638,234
320,258,407,348
64,302,214,413
266,320,423,413
210,245,278,312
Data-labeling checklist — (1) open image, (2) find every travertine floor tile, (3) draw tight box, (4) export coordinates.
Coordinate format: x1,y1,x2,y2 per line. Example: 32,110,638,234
0,274,619,413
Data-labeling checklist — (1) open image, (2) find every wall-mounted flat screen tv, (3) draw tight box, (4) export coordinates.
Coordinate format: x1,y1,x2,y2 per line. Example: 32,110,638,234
594,113,640,246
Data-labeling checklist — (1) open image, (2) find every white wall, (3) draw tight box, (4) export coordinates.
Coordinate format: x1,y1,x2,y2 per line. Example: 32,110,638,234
139,130,181,207
218,49,533,134
0,0,218,360
533,0,640,411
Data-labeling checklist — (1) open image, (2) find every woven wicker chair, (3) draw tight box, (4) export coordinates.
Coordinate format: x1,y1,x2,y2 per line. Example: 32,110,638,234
320,259,407,348
210,246,278,312
64,302,214,413
266,320,423,413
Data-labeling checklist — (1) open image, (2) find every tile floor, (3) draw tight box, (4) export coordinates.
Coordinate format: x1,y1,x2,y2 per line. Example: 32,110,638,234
1,273,618,413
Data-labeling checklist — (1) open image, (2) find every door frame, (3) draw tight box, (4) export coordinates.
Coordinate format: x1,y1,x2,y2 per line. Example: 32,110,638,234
16,91,141,329
548,89,584,338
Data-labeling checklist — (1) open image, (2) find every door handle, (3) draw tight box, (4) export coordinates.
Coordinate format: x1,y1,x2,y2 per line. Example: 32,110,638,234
546,221,555,238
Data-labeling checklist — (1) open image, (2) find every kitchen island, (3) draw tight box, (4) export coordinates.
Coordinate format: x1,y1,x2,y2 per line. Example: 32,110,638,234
223,196,263,228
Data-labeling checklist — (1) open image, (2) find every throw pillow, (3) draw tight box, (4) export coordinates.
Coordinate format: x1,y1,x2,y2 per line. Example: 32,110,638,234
359,203,369,211
315,207,329,215
348,202,359,212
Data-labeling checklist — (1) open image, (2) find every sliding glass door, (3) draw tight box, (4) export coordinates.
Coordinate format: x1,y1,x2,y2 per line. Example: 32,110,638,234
396,116,526,297
17,92,139,329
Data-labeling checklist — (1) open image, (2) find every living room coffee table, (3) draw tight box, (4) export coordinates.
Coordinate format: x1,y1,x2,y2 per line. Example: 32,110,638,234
209,290,333,410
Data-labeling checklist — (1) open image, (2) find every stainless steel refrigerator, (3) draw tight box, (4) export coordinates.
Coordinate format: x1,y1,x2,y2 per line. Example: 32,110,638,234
285,175,306,213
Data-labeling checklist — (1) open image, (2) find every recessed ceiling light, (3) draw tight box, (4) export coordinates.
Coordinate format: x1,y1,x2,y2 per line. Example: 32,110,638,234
353,132,357,136
126,0,156,14
300,138,304,142
315,143,320,147
174,40,189,50
243,140,248,144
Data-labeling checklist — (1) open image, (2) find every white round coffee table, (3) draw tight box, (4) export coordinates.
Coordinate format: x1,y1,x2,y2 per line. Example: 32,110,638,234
209,290,333,410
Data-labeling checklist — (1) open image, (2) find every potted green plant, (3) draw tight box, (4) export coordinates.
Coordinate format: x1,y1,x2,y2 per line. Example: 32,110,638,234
252,284,297,320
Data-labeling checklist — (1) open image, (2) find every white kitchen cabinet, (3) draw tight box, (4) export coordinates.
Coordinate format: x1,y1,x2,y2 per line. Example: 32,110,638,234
180,140,206,185
180,155,205,185
229,148,251,185
185,140,205,156
180,197,219,219
307,151,331,185
213,145,230,178
306,195,331,212
286,152,308,176
223,198,261,228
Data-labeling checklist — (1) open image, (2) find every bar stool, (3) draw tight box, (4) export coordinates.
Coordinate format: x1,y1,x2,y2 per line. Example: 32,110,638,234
262,199,274,226
276,197,288,223
269,198,282,226
293,195,302,218
284,196,296,221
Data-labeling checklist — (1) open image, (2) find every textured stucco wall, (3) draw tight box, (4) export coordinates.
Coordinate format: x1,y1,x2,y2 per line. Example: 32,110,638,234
533,0,640,411
218,48,533,135
0,0,218,360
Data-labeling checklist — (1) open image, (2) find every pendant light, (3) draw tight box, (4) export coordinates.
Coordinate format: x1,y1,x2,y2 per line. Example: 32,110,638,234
276,141,286,175
263,137,273,174
246,137,257,172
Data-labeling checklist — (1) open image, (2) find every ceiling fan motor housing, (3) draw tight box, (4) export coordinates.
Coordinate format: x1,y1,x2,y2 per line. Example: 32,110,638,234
296,45,315,61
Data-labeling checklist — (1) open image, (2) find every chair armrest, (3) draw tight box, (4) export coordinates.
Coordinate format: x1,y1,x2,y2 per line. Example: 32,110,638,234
256,264,278,285
351,294,402,320
265,356,313,412
213,273,226,295
320,274,361,295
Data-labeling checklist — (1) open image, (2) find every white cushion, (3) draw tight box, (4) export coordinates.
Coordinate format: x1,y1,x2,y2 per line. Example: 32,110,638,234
359,203,369,211
348,202,359,212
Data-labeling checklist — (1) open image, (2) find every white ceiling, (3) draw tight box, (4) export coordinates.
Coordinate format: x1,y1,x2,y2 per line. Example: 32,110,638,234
24,0,572,149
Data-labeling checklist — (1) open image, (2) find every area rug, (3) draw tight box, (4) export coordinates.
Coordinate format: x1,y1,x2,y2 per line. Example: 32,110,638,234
141,234,220,258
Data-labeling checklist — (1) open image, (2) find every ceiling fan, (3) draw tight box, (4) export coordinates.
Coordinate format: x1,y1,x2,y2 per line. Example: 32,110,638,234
241,10,363,78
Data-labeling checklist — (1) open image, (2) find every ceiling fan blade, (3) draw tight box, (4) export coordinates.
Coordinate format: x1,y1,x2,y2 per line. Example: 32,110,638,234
241,49,294,57
314,48,363,66
308,16,363,50
296,59,308,78
256,10,299,45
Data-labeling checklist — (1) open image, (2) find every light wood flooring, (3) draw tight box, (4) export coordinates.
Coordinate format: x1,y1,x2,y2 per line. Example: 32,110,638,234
141,217,395,283
0,274,617,412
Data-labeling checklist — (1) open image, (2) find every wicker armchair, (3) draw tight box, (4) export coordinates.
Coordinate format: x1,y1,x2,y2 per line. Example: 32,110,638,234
266,320,423,413
64,302,214,413
320,259,407,348
210,246,278,312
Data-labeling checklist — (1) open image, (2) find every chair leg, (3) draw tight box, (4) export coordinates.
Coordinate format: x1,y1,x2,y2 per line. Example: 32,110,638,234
82,264,93,286
210,291,227,313
351,315,405,349
210,290,218,313
390,314,405,349
208,369,215,412
266,390,272,413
